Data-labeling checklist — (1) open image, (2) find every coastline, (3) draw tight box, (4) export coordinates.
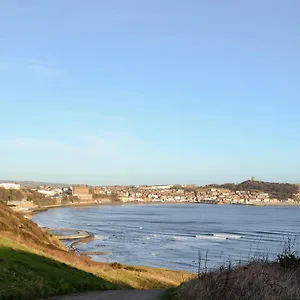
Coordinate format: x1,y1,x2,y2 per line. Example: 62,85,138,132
252,202,300,206
44,227,108,256
26,202,190,260
24,199,300,217
26,200,300,273
21,200,300,220
21,200,188,218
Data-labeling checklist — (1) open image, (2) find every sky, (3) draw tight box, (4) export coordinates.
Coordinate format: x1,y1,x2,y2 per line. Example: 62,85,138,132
0,0,299,185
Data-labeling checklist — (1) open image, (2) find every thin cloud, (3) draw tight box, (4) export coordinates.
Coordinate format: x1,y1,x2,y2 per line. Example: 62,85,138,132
26,59,63,78
77,133,144,154
1,138,68,151
1,134,146,177
0,57,63,79
1,133,144,154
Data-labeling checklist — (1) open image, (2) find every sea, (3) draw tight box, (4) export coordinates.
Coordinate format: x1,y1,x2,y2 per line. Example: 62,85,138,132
32,204,300,272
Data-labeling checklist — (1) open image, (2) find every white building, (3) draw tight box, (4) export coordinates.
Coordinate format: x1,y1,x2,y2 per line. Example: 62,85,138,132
0,183,21,190
37,190,56,197
150,185,172,190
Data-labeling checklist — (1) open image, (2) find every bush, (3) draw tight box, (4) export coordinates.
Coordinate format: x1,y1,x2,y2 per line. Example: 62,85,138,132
277,236,300,270
110,262,122,269
278,251,300,270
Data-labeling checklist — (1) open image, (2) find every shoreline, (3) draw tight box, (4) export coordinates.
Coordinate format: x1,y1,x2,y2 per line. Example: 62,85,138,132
30,202,188,260
23,200,300,218
252,202,300,206
44,227,105,256
27,200,300,273
21,200,189,218
21,200,300,220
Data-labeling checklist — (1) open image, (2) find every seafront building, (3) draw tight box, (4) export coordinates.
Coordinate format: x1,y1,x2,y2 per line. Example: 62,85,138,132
72,185,93,201
1,181,298,212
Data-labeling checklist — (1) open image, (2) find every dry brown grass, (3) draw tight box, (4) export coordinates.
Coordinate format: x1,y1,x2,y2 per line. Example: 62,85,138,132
0,202,62,248
177,259,300,300
0,203,194,290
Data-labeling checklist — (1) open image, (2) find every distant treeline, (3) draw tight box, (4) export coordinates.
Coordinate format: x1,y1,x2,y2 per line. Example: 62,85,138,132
211,180,299,200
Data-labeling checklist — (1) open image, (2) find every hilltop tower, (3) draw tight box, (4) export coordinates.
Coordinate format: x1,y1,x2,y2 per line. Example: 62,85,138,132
251,176,255,182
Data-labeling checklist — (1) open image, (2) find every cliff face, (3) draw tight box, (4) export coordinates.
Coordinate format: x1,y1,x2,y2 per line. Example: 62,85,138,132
0,202,63,250
0,187,57,206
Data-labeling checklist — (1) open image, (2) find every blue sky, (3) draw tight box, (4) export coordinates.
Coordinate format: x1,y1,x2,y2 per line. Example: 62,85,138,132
1,0,299,185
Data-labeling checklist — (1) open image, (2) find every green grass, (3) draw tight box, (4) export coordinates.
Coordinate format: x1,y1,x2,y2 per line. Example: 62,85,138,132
0,245,119,300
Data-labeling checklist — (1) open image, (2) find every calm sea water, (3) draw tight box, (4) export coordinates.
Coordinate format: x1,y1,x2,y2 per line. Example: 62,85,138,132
32,204,300,272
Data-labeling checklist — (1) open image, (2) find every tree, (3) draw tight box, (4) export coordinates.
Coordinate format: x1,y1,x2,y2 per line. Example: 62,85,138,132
171,185,183,192
110,192,121,202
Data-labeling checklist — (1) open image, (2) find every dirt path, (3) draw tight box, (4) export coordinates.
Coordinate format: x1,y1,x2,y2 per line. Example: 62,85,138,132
52,289,167,300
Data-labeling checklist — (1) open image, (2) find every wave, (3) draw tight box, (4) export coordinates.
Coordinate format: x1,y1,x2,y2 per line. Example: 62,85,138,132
213,233,242,239
196,235,227,240
171,236,188,241
94,235,108,240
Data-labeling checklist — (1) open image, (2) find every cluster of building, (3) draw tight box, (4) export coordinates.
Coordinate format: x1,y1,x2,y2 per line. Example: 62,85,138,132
93,185,197,203
198,188,291,204
1,182,298,212
92,185,296,204
32,185,93,203
35,186,72,198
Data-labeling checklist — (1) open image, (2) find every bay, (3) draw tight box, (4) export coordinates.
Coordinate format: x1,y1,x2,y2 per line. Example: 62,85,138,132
32,204,300,272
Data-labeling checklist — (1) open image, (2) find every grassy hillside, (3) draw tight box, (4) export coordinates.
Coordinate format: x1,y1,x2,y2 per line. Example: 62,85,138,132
0,187,57,206
0,203,194,299
0,237,117,300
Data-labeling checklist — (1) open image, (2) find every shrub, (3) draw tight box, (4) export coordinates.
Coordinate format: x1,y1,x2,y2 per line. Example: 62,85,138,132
277,236,300,270
110,262,122,269
278,251,300,270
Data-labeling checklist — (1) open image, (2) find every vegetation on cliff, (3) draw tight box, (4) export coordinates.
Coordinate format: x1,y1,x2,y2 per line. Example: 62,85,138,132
0,187,56,206
213,180,299,200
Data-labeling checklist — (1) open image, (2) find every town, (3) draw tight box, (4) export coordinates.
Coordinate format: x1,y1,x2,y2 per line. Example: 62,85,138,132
1,179,299,213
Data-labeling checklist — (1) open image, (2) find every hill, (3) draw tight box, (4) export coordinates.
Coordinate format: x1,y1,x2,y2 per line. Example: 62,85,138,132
0,203,193,299
0,187,57,206
215,180,299,200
